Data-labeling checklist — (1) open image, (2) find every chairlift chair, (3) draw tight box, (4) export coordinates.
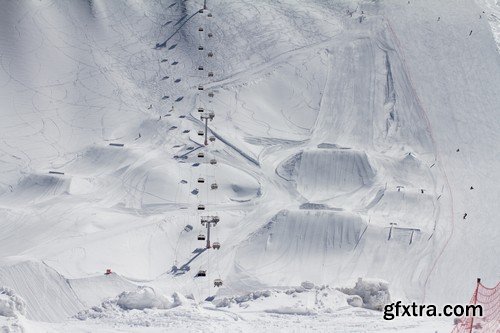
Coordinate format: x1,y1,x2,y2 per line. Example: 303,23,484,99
198,66,204,70
212,216,220,223
208,91,214,97
198,177,205,183
212,242,221,250
198,233,206,240
198,9,204,13
197,270,207,277
208,71,214,77
198,107,204,112
197,204,205,210
198,27,204,32
208,33,213,38
208,13,213,17
211,183,218,190
198,46,204,50
198,152,205,158
210,159,217,165
198,130,204,136
198,85,204,90
214,279,223,287
209,136,216,142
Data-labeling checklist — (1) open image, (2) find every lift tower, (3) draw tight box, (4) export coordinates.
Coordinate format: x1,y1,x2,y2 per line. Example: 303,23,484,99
201,215,219,248
200,111,215,145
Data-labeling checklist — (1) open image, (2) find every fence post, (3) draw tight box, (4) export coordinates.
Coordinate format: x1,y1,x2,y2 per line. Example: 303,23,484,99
469,278,481,333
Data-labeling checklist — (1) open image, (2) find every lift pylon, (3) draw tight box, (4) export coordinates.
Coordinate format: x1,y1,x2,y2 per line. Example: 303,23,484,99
200,216,219,248
200,112,215,145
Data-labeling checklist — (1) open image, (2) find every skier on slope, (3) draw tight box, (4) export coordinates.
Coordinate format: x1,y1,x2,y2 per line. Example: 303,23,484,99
463,213,467,219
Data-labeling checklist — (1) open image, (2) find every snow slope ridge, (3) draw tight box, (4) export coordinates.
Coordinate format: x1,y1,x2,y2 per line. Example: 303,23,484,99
0,261,85,322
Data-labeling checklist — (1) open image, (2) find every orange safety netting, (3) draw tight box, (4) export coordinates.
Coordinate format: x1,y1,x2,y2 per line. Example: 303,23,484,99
452,280,500,333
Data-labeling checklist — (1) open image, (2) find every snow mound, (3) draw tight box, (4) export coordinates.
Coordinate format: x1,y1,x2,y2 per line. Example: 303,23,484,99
277,148,376,200
117,287,172,310
0,287,26,318
214,283,348,316
340,278,391,311
76,288,193,324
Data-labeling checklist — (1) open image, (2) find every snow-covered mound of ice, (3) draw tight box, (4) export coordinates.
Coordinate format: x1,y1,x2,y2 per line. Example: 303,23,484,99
0,287,26,318
340,278,391,311
214,282,349,315
76,288,192,320
117,287,174,310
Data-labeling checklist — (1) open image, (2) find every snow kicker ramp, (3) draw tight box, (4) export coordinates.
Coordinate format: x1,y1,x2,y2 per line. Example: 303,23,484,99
234,210,367,287
231,208,437,301
278,148,376,200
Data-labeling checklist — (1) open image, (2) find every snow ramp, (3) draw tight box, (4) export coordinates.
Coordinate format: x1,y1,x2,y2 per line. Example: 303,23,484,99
0,261,85,322
278,148,376,200
233,209,367,287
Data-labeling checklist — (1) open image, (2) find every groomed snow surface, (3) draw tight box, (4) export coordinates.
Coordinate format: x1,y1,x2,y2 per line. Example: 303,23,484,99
0,0,499,332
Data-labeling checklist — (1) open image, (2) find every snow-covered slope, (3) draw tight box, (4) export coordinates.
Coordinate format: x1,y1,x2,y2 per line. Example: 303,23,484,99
0,0,498,331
